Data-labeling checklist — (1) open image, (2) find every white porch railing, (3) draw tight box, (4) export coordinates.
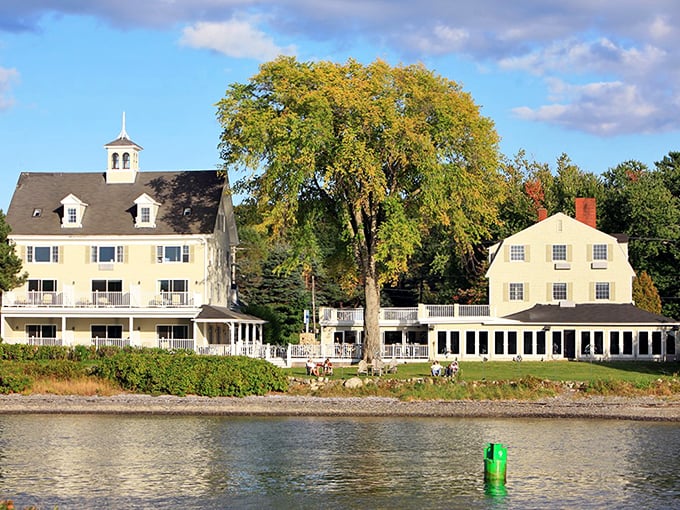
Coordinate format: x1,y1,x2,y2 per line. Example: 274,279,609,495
382,344,429,359
92,337,131,348
26,337,62,346
158,338,195,350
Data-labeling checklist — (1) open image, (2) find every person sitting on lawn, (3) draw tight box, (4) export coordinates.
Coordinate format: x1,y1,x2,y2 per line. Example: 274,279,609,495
323,358,333,376
445,360,459,377
430,359,442,376
306,358,319,376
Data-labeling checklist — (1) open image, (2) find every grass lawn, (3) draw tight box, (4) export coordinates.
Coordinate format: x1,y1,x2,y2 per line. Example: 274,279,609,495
285,360,680,384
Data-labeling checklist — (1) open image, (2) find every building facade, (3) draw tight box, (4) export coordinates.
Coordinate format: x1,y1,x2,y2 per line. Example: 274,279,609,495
318,199,678,363
1,118,265,353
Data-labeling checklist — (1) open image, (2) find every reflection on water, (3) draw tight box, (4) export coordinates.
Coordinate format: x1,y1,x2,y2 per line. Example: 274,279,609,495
0,414,679,509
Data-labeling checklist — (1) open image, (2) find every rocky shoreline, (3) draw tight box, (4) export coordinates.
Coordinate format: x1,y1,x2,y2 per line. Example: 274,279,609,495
1,393,679,421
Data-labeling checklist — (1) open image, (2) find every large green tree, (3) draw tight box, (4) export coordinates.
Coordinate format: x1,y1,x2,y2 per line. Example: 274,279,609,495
0,210,26,293
599,160,680,317
217,57,503,361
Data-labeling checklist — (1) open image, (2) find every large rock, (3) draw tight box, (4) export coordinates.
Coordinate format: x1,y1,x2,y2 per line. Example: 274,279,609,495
343,377,364,389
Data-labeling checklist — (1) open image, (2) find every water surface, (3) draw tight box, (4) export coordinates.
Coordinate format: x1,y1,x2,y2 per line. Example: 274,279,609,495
0,415,678,508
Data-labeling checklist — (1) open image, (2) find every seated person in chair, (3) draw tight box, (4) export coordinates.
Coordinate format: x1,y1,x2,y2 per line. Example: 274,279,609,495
323,358,333,375
306,358,319,376
430,360,442,376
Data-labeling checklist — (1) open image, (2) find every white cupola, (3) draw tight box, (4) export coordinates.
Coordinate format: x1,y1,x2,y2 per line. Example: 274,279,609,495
104,112,143,184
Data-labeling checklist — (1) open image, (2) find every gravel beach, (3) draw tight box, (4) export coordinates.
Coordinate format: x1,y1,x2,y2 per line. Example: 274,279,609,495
1,393,679,421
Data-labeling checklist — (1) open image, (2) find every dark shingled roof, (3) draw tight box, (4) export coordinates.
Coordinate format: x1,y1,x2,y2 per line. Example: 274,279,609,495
504,303,676,325
196,305,266,323
6,171,225,236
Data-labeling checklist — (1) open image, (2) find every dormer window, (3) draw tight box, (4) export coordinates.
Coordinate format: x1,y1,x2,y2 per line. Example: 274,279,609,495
183,207,192,217
60,194,87,228
112,153,120,169
66,207,77,224
134,193,160,228
123,153,130,169
32,208,42,218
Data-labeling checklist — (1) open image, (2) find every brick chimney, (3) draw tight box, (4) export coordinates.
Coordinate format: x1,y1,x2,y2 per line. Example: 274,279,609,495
575,198,596,228
537,207,548,222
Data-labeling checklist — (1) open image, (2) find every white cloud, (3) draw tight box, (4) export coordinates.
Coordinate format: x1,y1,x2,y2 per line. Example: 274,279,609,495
0,67,19,110
5,1,680,135
513,79,666,136
180,19,296,61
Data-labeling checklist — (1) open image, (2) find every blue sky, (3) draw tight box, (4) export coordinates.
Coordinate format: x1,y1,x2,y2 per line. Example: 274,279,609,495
2,1,680,212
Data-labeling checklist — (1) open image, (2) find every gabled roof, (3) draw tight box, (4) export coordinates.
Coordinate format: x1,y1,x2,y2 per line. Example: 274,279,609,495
6,170,225,236
504,303,676,325
195,305,266,324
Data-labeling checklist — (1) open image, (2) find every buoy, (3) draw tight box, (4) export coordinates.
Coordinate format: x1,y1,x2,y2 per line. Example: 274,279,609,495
484,443,507,484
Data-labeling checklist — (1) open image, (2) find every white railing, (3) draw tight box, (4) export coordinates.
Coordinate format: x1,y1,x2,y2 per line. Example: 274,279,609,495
158,338,195,351
26,337,62,346
333,343,363,359
382,344,429,359
2,290,199,309
289,344,322,358
424,304,491,318
319,304,492,324
89,292,130,307
146,292,194,307
425,304,456,317
92,337,131,348
381,308,418,321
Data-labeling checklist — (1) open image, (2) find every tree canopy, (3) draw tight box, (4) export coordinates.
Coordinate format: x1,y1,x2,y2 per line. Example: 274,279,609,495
217,57,504,360
0,210,26,292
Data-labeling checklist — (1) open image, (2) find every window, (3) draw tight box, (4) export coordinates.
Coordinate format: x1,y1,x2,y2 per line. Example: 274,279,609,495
157,246,189,263
28,279,56,292
623,331,633,355
510,245,525,261
92,246,124,263
639,332,649,355
27,246,58,263
581,331,591,355
478,331,488,356
27,324,57,339
92,280,122,292
32,208,42,217
593,244,607,260
112,153,119,169
183,207,192,216
157,325,189,340
494,331,504,355
509,283,524,301
91,325,123,339
552,331,562,355
465,331,475,355
610,331,620,355
523,331,533,355
123,153,130,169
552,244,567,261
536,331,546,355
595,282,610,300
66,207,77,224
141,207,150,223
507,331,517,355
552,283,567,301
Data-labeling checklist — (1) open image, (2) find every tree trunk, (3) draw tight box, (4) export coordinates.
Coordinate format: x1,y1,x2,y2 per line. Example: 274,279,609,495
363,274,381,362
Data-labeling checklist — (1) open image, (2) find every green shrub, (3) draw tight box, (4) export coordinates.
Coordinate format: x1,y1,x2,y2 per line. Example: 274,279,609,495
95,352,288,397
0,372,33,393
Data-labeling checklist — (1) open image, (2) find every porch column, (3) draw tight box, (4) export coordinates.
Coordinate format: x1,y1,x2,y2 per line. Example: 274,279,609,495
61,316,67,346
128,316,134,346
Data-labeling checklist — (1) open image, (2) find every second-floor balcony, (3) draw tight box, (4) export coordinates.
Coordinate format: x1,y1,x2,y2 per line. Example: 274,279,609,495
319,303,494,325
2,290,200,309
